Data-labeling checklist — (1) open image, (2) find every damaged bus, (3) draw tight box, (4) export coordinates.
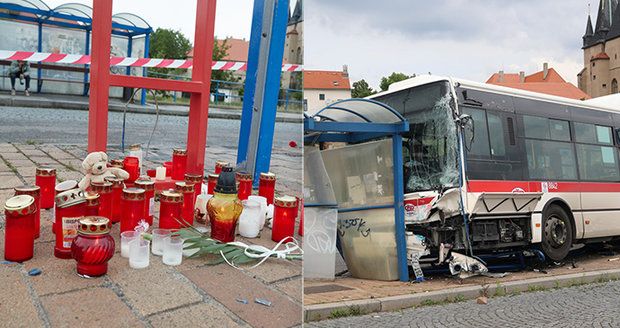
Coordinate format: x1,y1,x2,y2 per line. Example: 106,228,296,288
370,75,620,276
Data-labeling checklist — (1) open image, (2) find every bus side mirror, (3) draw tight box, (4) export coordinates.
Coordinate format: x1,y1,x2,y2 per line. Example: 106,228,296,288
457,114,474,149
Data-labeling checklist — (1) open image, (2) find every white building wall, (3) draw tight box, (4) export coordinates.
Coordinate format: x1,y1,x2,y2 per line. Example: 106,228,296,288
304,89,351,115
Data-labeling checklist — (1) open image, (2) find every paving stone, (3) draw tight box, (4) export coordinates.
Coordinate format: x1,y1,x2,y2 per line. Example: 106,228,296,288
274,278,302,303
40,287,143,327
28,156,58,165
148,302,243,328
108,258,202,317
0,173,23,190
15,166,37,178
47,151,76,160
1,151,29,160
23,241,105,296
246,260,301,284
0,161,11,172
7,159,35,168
184,264,302,328
0,264,45,328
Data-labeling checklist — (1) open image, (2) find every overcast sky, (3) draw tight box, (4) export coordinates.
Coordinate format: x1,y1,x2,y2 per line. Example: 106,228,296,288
306,0,594,87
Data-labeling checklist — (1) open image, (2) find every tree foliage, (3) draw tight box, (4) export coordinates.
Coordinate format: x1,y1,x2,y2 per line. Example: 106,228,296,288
379,72,412,91
351,79,376,98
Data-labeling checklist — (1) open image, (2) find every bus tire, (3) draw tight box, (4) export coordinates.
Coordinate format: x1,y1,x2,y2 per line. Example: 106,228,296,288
541,204,573,262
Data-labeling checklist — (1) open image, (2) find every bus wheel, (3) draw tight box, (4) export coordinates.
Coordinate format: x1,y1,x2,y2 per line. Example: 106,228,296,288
541,205,573,262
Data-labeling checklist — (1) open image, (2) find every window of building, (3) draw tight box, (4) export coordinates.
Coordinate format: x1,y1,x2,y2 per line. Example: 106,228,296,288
576,144,620,181
612,79,618,93
593,62,596,67
319,94,325,100
594,75,597,80
603,84,607,88
525,140,577,180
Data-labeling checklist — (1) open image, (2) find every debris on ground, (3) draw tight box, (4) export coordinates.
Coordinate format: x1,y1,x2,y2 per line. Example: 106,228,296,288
476,296,488,305
255,298,272,307
28,268,41,276
533,268,548,274
235,298,248,304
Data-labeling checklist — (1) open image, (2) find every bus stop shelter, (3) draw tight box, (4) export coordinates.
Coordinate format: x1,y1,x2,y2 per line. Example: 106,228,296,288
304,98,411,282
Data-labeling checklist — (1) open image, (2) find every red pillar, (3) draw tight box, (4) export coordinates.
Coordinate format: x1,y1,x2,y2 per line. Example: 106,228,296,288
186,0,216,175
88,0,113,152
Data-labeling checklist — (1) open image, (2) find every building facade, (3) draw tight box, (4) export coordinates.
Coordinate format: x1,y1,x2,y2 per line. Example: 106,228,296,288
578,0,620,97
303,67,351,115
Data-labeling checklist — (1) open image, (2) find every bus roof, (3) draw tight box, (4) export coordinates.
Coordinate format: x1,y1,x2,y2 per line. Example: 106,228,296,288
369,75,620,114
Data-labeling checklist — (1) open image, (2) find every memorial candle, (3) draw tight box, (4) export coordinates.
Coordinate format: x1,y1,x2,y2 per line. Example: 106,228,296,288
135,178,155,226
158,190,183,230
120,188,146,233
54,189,86,259
105,177,125,224
271,195,298,242
171,149,187,180
4,195,36,262
35,167,56,209
14,185,41,239
175,182,195,225
236,172,253,201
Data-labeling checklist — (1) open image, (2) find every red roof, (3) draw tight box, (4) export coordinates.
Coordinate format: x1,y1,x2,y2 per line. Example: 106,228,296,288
486,68,565,84
486,67,590,100
187,38,249,62
304,70,351,90
591,52,610,60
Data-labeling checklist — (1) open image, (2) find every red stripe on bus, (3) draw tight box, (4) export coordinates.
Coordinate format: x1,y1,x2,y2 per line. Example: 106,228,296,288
467,180,620,193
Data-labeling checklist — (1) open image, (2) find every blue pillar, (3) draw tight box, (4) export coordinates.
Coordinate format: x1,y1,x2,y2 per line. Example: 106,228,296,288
237,0,265,166
392,134,409,282
83,29,90,96
36,22,42,93
140,32,150,106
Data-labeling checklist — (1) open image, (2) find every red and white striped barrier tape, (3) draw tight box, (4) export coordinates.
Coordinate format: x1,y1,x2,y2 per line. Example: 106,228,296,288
0,50,303,72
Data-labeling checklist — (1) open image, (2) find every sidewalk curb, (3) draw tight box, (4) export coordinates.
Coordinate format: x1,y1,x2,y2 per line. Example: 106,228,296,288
304,268,620,322
0,96,302,123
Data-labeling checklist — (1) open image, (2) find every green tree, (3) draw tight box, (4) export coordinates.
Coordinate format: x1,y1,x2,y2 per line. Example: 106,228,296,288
379,72,412,91
351,79,376,98
148,28,192,87
211,38,238,85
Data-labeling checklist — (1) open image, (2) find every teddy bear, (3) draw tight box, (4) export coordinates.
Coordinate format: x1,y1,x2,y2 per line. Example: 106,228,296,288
78,151,130,190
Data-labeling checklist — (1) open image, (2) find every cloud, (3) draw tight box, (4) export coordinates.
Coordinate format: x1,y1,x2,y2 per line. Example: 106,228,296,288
306,0,590,87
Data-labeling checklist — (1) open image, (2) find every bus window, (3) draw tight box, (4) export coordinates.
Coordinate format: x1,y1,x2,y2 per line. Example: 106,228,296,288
487,113,505,156
524,115,550,139
525,140,577,180
549,119,570,141
576,144,620,181
595,126,613,144
575,122,597,144
463,107,490,157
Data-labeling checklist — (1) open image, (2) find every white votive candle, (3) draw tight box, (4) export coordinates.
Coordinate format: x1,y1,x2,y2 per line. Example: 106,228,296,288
155,167,166,180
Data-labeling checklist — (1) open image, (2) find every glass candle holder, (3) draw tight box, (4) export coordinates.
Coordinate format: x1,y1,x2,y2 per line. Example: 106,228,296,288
4,195,36,262
258,172,276,205
90,181,112,221
236,172,253,201
54,188,86,259
71,216,114,277
194,194,212,225
184,173,203,203
56,180,78,195
135,178,155,226
120,188,146,233
129,238,150,269
175,182,195,225
162,236,183,266
207,167,243,243
207,173,218,195
106,177,125,224
84,192,100,216
214,160,229,174
151,228,171,256
271,195,298,242
248,195,268,230
172,149,187,181
238,200,262,238
158,190,183,230
14,185,41,239
36,167,56,209
121,230,139,258
123,156,140,183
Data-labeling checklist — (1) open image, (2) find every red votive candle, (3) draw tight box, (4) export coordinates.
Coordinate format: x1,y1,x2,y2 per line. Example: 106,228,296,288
54,189,86,259
159,190,183,230
120,188,145,233
71,216,114,277
90,181,112,220
214,160,229,175
106,177,125,224
259,172,276,205
135,178,155,226
172,149,187,181
84,192,100,216
36,167,56,209
175,182,195,225
4,195,36,262
164,161,173,177
14,185,41,239
185,173,203,203
207,173,218,195
123,157,140,183
271,195,298,242
236,172,253,201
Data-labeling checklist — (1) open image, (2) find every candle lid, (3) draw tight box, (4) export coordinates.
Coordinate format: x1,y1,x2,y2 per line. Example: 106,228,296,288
215,160,229,168
135,178,155,190
36,166,56,176
90,181,112,193
4,195,36,215
274,195,298,208
260,172,276,180
236,171,253,181
109,159,124,168
122,187,145,200
160,190,183,203
184,173,202,183
175,181,194,193
78,216,111,235
55,180,78,192
173,148,187,155
208,173,219,180
14,185,40,196
55,188,86,208
129,144,141,150
84,192,100,205
214,166,237,194
105,176,125,187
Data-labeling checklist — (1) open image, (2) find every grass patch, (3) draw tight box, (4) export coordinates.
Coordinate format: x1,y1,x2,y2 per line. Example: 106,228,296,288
25,139,39,145
329,306,363,319
527,285,548,292
418,294,467,308
493,283,506,297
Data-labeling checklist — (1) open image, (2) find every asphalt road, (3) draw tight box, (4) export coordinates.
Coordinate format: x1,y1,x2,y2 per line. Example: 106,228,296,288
309,279,620,328
0,105,302,159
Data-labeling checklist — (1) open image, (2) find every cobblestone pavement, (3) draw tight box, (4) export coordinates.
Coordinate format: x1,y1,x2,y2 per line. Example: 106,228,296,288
308,280,620,328
0,142,302,327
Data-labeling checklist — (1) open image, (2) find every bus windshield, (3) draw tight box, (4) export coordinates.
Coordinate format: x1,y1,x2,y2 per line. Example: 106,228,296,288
374,81,459,192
